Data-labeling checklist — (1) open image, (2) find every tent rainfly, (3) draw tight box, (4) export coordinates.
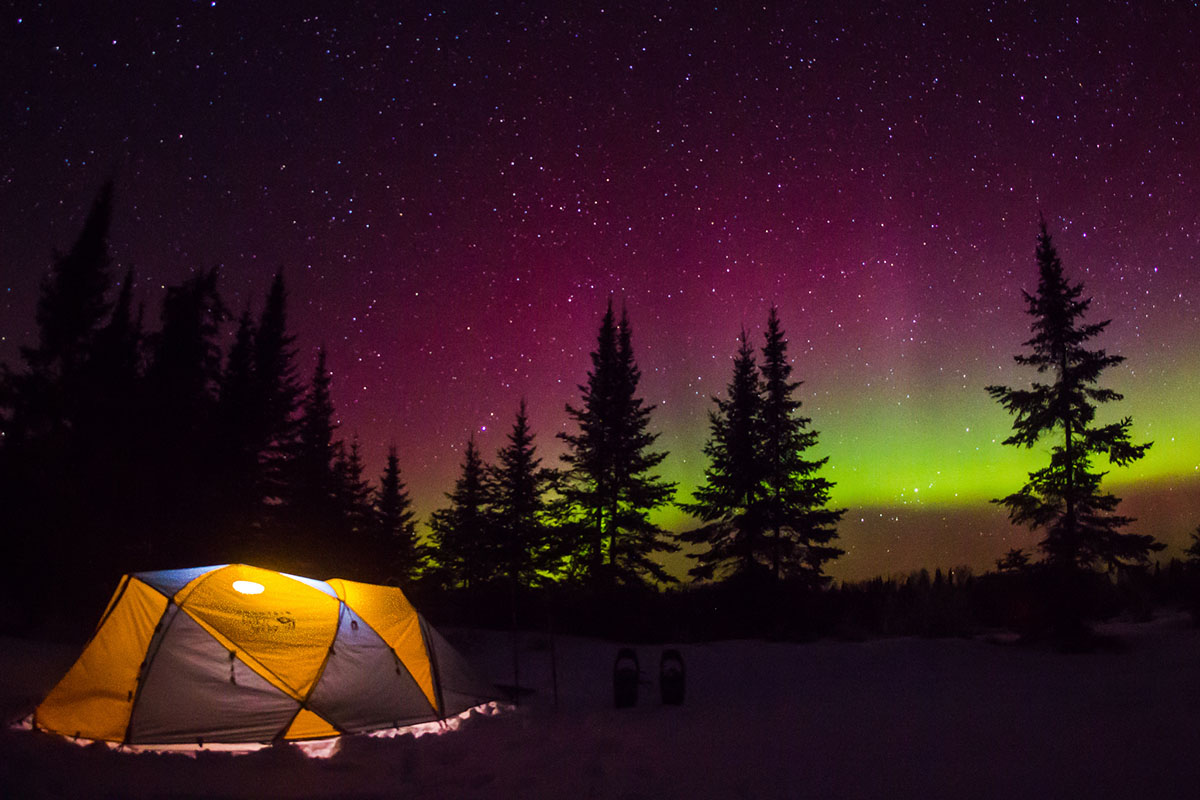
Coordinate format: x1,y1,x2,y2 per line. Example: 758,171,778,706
33,564,497,746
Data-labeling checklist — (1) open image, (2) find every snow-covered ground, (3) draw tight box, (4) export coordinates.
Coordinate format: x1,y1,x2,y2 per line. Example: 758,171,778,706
4,614,1200,799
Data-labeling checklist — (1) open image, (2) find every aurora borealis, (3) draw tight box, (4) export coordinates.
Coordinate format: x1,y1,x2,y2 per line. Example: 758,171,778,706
2,2,1198,580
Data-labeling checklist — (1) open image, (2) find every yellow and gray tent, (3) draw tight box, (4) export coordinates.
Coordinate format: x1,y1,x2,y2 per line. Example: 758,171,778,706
33,564,496,745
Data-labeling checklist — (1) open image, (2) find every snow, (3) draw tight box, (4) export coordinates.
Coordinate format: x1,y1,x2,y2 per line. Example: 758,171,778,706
5,615,1200,798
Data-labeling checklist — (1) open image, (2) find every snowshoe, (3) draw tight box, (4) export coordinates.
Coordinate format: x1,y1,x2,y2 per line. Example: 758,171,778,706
613,647,639,708
660,648,685,705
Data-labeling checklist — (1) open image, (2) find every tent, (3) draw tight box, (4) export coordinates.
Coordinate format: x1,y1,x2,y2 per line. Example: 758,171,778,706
33,564,497,746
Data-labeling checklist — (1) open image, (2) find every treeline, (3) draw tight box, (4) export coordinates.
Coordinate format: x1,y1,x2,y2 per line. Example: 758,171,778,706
0,184,847,635
0,185,426,630
1,185,1182,646
419,558,1200,643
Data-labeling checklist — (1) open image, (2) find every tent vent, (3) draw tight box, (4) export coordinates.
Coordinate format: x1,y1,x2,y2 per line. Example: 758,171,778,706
351,619,358,632
229,651,236,684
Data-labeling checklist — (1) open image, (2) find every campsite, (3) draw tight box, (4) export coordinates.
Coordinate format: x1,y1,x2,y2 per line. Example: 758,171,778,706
5,605,1200,798
5,1,1200,797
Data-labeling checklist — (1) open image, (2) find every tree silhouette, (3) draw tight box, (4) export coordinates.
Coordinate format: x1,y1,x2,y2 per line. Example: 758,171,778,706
758,307,844,586
995,548,1031,574
253,271,303,510
1,182,119,598
88,267,142,419
145,269,226,421
24,180,114,380
215,308,263,540
1185,526,1200,567
987,221,1161,577
289,347,342,571
2,182,117,457
681,330,766,581
490,400,556,587
559,302,677,587
334,435,374,538
143,268,227,566
82,267,145,561
374,443,425,585
429,436,494,588
683,312,843,587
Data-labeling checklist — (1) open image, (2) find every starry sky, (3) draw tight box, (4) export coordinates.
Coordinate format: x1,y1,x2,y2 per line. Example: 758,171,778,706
3,1,1199,581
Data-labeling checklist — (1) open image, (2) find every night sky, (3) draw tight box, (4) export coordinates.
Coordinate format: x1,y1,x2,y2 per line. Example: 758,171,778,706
3,2,1198,581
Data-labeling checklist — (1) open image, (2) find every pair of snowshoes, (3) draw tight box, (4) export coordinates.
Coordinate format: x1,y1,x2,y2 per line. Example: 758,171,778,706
612,648,685,708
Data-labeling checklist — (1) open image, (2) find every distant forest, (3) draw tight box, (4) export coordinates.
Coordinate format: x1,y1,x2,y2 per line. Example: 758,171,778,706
2,184,1194,644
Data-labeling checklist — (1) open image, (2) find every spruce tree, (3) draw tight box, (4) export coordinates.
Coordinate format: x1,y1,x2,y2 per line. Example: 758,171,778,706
290,347,341,569
758,306,844,586
3,181,117,454
429,436,494,588
987,221,1161,574
143,269,227,565
89,267,142,418
559,302,677,587
145,269,226,425
294,348,339,504
683,313,844,586
374,444,424,585
335,435,374,534
490,400,555,586
79,267,145,563
331,435,375,576
1,181,118,593
253,271,303,507
24,180,114,379
680,331,766,580
216,308,263,536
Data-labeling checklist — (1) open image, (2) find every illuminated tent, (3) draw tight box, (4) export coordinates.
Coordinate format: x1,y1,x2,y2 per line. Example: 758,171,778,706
33,564,496,746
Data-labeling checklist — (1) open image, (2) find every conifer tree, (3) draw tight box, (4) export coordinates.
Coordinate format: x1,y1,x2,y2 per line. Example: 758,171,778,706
560,302,677,586
143,268,227,564
3,181,117,453
1185,526,1200,567
680,331,766,580
683,313,844,586
294,348,339,504
253,271,302,507
987,221,1161,574
375,444,424,585
216,309,262,534
490,400,555,586
758,307,844,586
335,435,374,533
1,182,118,589
330,435,375,575
89,267,142,415
289,347,341,568
429,437,494,588
24,180,114,380
145,269,226,425
79,267,144,557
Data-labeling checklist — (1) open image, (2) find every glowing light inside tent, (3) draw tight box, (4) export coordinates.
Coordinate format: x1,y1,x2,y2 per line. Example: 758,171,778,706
232,580,265,595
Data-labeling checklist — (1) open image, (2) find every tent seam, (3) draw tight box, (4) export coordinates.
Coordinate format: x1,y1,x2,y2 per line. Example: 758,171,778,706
125,598,183,745
418,615,447,719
